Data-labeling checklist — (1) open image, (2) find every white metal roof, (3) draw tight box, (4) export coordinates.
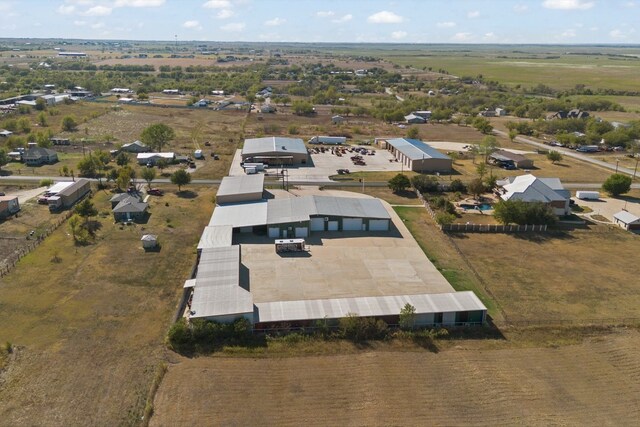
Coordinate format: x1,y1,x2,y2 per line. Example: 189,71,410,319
197,225,233,251
190,246,253,318
136,152,175,160
266,196,316,224
57,179,90,197
46,181,74,195
217,175,264,200
501,175,566,203
254,291,486,323
266,196,391,225
208,201,268,228
242,137,307,156
613,210,640,224
386,138,451,161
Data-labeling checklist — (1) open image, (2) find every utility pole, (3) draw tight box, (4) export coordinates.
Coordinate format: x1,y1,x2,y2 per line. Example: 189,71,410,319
634,157,639,181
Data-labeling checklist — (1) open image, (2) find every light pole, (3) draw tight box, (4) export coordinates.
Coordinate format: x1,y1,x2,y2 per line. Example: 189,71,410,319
615,159,619,174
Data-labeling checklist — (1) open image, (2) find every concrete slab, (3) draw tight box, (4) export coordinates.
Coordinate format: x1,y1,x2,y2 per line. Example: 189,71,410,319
574,196,640,223
234,193,455,304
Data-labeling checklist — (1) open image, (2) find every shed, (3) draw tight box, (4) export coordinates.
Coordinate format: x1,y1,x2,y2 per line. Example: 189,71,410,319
216,174,265,205
490,150,534,169
121,140,149,153
136,152,175,165
331,115,345,124
242,137,308,165
384,138,452,173
0,196,20,219
613,211,640,231
141,234,158,250
404,114,426,124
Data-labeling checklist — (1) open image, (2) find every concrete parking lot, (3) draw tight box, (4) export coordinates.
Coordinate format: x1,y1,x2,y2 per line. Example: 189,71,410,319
234,194,455,304
228,147,404,182
574,195,640,223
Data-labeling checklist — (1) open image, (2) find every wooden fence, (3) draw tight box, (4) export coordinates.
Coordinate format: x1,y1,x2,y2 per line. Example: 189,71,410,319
0,210,73,278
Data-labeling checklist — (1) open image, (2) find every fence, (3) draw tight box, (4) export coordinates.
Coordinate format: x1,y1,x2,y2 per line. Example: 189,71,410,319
441,223,548,233
0,210,73,278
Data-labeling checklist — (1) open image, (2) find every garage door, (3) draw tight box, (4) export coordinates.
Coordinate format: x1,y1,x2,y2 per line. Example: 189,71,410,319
268,227,280,238
342,218,363,231
295,227,308,238
310,217,325,231
327,221,339,231
369,219,389,231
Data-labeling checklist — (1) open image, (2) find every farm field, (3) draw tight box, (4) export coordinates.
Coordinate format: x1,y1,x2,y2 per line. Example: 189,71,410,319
151,327,640,426
0,184,215,425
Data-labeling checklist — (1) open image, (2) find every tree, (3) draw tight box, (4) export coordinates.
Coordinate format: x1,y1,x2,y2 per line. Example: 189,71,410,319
77,156,98,177
62,116,78,132
35,98,46,111
140,123,175,152
141,167,156,189
435,212,456,226
0,149,8,172
449,179,466,193
508,129,517,142
75,198,97,229
602,173,632,197
547,150,563,164
291,100,314,116
478,135,498,162
388,173,411,193
37,112,48,127
156,158,169,173
476,162,487,179
468,178,485,199
473,117,493,134
67,214,83,243
493,200,556,225
115,152,130,167
411,175,439,193
406,126,420,139
117,166,135,190
171,168,191,191
399,303,417,330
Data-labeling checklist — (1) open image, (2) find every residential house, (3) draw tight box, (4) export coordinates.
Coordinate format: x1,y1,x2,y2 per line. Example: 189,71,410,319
112,194,148,222
0,196,20,219
404,113,426,124
121,140,149,153
478,109,497,117
331,115,345,125
499,175,570,216
413,111,432,120
136,152,175,165
22,147,58,166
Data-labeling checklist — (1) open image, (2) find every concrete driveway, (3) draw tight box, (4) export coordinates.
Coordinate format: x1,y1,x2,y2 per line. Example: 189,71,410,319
573,196,640,223
5,186,47,205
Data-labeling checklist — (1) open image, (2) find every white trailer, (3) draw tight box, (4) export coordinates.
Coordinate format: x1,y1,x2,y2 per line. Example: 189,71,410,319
194,149,203,159
576,191,600,200
242,162,266,171
308,136,347,145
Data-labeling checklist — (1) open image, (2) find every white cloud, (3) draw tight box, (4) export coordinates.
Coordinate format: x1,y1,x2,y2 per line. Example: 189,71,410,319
542,0,595,10
0,2,11,13
451,32,473,42
513,4,529,12
367,10,404,24
391,30,407,40
114,0,165,7
609,28,635,39
483,32,498,41
220,22,245,31
203,0,230,8
73,20,87,26
623,1,636,7
467,10,480,18
91,22,105,29
561,29,577,37
82,5,112,16
216,9,233,19
57,4,76,14
332,14,352,23
265,17,285,26
183,20,201,29
316,10,335,18
436,21,456,28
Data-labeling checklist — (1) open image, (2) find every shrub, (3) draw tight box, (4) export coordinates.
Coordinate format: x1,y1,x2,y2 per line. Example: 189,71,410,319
493,200,556,225
339,314,389,342
166,319,193,353
602,173,632,197
448,179,466,193
435,212,456,225
39,178,54,187
388,173,411,193
411,175,439,193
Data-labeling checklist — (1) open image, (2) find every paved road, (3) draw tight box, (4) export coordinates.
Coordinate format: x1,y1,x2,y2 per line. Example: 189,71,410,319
494,129,637,177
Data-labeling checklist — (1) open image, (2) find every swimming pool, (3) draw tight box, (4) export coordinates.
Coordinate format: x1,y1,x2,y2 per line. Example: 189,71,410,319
459,203,493,211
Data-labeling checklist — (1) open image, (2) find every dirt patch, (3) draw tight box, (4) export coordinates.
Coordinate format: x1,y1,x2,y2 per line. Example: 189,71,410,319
151,328,640,426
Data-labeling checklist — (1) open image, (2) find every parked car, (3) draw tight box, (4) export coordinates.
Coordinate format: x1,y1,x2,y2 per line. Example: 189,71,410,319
147,188,164,196
38,197,49,205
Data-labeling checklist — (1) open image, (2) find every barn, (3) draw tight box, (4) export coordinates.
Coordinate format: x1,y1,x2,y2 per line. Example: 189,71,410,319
384,138,452,173
241,137,308,165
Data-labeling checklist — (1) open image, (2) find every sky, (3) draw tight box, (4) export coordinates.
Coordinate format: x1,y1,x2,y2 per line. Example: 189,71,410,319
0,0,638,44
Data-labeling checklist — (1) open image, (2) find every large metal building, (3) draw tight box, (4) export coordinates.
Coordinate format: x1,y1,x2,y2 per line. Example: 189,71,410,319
216,174,264,205
242,136,308,165
384,138,452,172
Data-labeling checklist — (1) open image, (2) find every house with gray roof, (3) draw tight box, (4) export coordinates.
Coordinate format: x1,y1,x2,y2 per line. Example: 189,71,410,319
112,195,148,222
23,147,58,166
499,174,570,216
121,140,149,153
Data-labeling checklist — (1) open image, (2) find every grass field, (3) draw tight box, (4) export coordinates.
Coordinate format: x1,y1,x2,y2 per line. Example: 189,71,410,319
329,186,422,205
151,327,640,426
450,224,640,322
0,184,214,425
